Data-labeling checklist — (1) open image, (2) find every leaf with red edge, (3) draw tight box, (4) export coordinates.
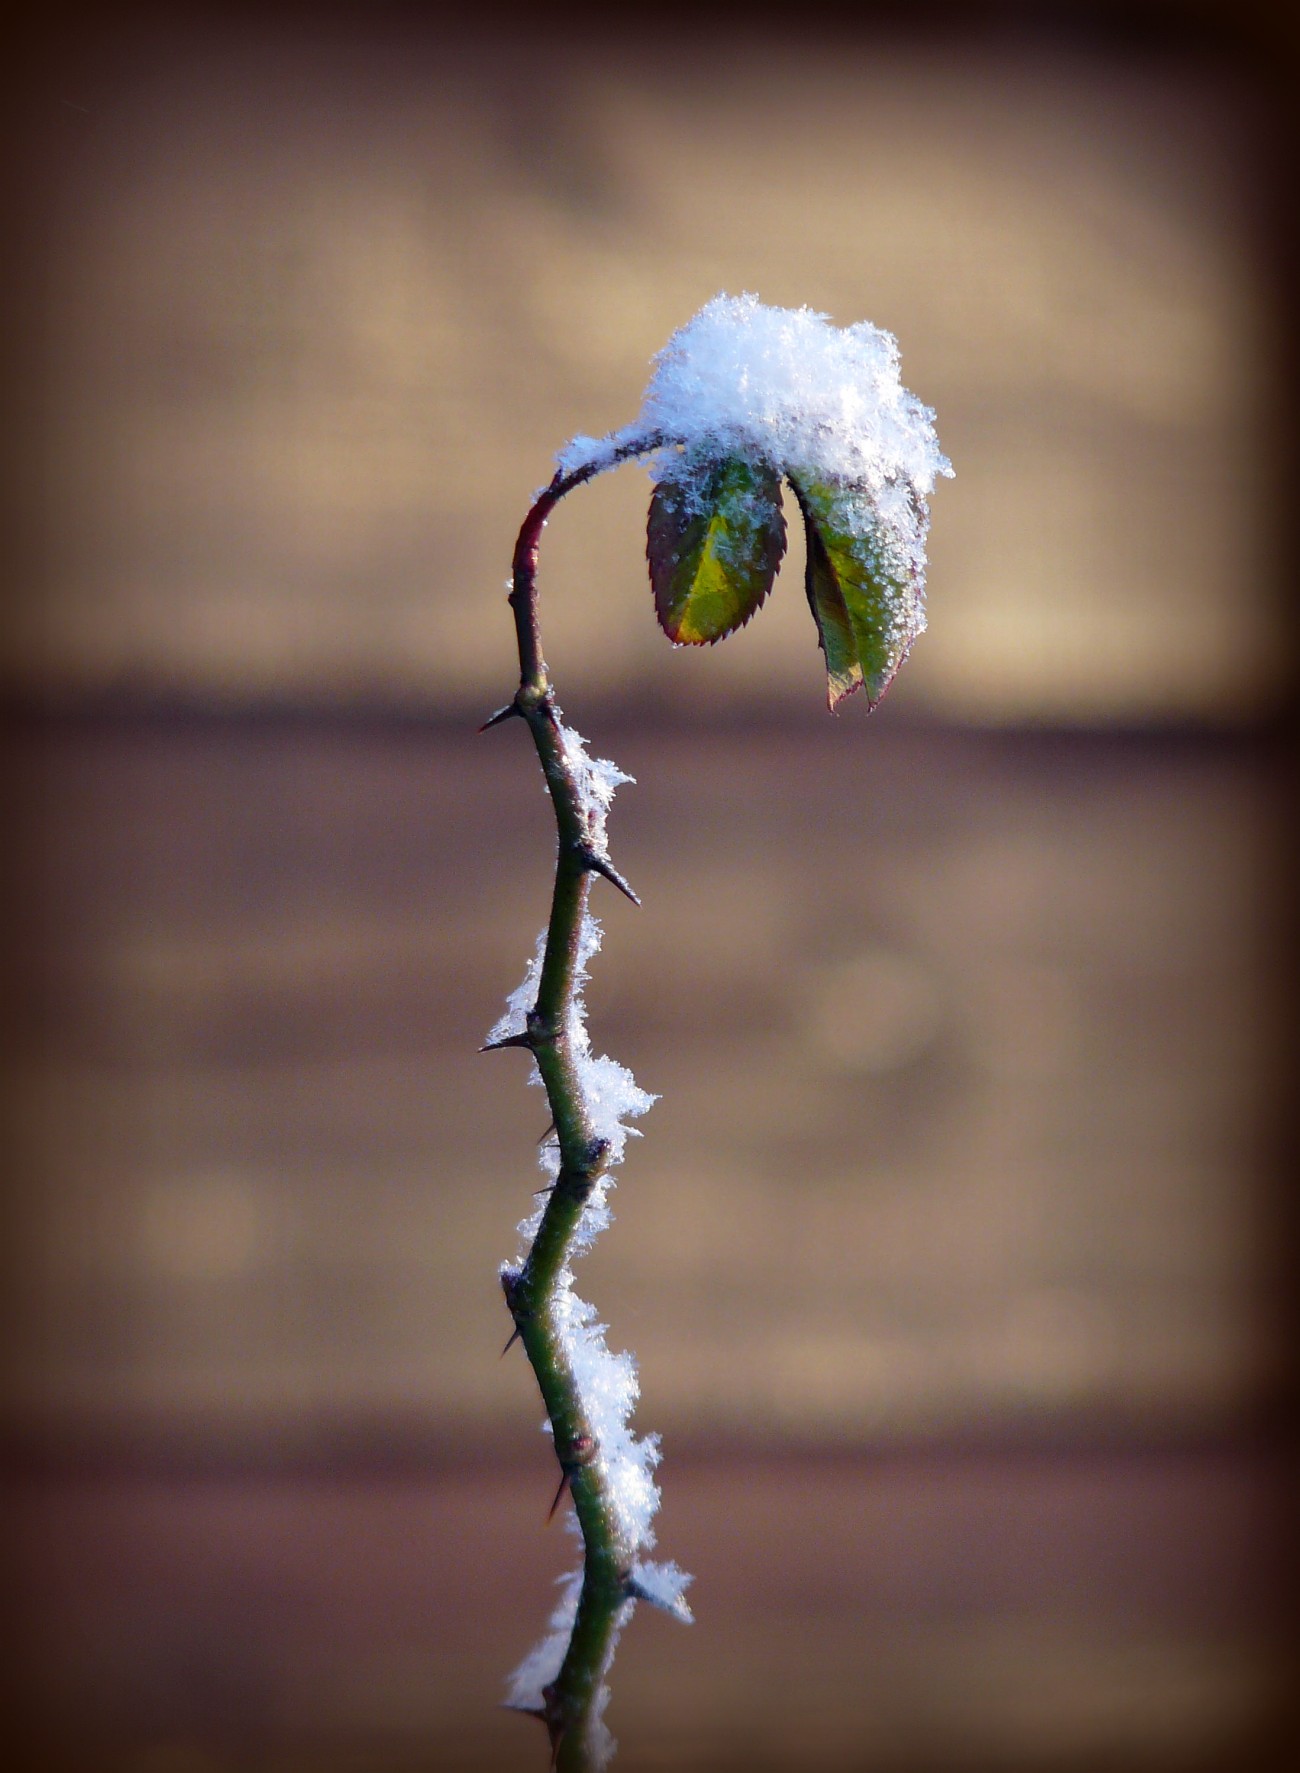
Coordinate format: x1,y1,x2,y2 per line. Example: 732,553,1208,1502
648,454,785,645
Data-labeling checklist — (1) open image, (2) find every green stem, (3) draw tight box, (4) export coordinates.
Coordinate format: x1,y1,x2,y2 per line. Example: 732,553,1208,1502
494,436,660,1770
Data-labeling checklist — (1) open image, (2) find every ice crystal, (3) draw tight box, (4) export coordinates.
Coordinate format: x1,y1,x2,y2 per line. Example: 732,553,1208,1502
628,1558,695,1624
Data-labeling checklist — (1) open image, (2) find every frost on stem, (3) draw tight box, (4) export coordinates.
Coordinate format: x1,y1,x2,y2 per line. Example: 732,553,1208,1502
503,1553,690,1765
558,723,632,866
507,1563,634,1767
487,724,653,1197
492,728,688,1746
490,899,654,1239
505,1567,586,1715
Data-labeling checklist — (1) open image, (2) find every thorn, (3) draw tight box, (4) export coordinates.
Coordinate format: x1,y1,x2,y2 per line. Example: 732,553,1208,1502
546,1467,570,1523
538,1119,556,1145
478,700,523,732
581,849,641,905
542,1681,567,1767
504,1694,566,1765
479,1031,533,1053
500,1325,522,1357
533,1182,557,1198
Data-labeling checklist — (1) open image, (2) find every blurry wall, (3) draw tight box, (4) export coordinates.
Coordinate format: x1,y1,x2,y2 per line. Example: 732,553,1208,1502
3,10,1295,1769
8,8,1287,720
2,7,1292,1457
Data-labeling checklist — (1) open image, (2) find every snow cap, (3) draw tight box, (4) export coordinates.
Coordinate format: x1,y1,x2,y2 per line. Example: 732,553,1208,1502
558,292,952,500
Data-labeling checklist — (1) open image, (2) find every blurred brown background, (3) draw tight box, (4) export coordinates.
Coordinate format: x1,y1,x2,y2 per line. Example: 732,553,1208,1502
2,4,1296,1770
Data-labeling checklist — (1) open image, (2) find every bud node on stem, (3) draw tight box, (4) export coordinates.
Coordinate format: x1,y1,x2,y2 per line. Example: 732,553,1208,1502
516,680,552,716
525,1006,561,1046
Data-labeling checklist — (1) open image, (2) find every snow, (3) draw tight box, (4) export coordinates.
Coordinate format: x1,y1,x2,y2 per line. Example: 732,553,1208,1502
555,431,624,479
639,292,948,486
552,292,951,647
555,294,952,572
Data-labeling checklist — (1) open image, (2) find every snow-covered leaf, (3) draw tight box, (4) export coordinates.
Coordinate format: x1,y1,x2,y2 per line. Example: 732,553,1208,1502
792,475,926,710
647,453,785,645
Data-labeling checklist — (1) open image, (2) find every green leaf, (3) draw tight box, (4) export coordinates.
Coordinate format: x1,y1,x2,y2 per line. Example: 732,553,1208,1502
648,454,786,645
791,476,924,711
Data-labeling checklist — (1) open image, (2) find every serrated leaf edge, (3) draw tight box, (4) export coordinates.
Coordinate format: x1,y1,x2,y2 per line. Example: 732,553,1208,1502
647,458,786,647
789,474,919,713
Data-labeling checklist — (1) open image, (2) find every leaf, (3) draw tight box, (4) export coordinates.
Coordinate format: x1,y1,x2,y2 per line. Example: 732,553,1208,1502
647,454,786,645
791,476,925,711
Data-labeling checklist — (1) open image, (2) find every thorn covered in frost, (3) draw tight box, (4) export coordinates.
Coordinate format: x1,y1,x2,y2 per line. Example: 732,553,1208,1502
505,1568,583,1716
480,1030,535,1053
500,1268,533,1336
580,848,641,906
479,700,524,732
503,1689,566,1771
